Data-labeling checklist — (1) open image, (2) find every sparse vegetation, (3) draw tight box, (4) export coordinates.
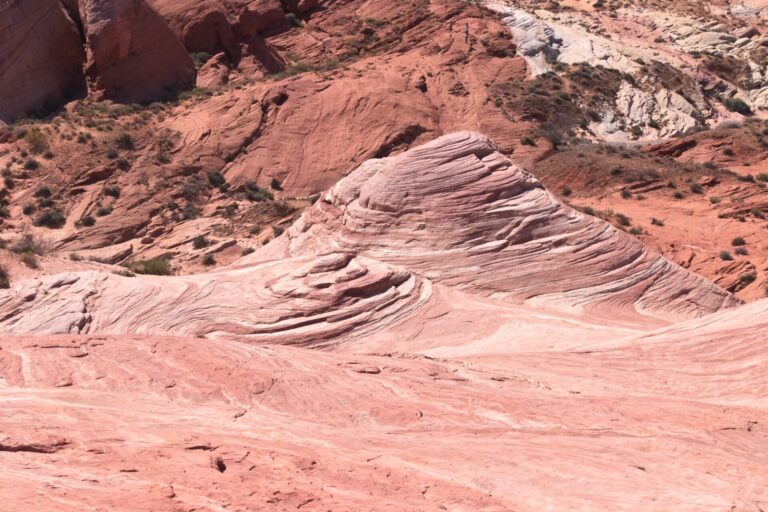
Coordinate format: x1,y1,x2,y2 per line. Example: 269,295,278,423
244,182,274,202
34,209,66,229
192,235,209,249
24,128,48,154
129,258,172,276
723,97,752,116
731,237,747,246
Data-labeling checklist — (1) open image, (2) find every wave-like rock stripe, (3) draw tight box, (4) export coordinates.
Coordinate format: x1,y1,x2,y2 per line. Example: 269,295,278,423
1,296,767,510
264,131,738,322
0,253,429,346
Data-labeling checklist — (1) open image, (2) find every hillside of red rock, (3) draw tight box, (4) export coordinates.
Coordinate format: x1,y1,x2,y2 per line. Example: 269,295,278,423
1,133,767,511
1,1,768,509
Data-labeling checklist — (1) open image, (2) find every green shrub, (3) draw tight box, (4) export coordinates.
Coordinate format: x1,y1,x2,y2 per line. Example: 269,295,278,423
129,258,172,276
207,170,226,189
723,97,752,115
0,265,9,289
731,236,746,246
20,252,38,269
34,186,51,198
34,209,66,229
192,235,209,249
115,133,135,150
103,185,121,198
244,181,274,202
24,128,48,154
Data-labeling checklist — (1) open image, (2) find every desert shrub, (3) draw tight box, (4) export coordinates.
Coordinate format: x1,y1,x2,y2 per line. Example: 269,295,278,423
103,185,121,198
34,209,66,229
735,247,748,255
129,258,172,276
520,136,536,146
723,97,752,115
20,252,38,269
3,177,14,189
116,158,130,171
755,173,768,182
690,183,703,194
740,271,757,284
244,181,274,202
621,189,632,199
286,12,301,27
202,254,216,266
710,196,721,204
24,158,39,170
24,128,48,154
720,250,734,261
615,213,630,226
241,247,255,256
192,235,209,249
105,149,118,159
115,133,135,150
96,206,112,217
272,225,285,236
182,203,201,219
80,215,96,227
673,191,685,199
22,204,36,215
651,217,664,226
270,177,283,191
190,52,212,68
183,174,205,201
43,150,54,160
561,186,572,197
731,236,747,246
11,234,45,255
723,147,734,156
207,170,227,189
34,186,52,198
0,207,9,218
0,265,9,288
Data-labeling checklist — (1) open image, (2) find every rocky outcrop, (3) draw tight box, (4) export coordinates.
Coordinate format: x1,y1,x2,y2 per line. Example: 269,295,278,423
0,0,86,122
77,0,196,103
263,132,738,321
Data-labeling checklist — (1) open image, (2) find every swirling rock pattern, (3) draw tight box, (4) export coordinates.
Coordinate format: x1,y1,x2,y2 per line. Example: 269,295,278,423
268,132,738,322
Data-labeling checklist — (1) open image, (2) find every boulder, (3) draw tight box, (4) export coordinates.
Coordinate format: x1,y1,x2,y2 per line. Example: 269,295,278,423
78,0,196,103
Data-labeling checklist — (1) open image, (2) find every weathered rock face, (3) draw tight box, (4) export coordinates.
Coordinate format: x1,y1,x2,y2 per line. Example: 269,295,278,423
0,133,766,511
0,0,86,123
263,132,739,322
78,0,196,103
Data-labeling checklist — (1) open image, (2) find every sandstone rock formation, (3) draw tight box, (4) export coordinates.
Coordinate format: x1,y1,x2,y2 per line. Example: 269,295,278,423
1,131,767,510
78,0,196,103
0,0,85,122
